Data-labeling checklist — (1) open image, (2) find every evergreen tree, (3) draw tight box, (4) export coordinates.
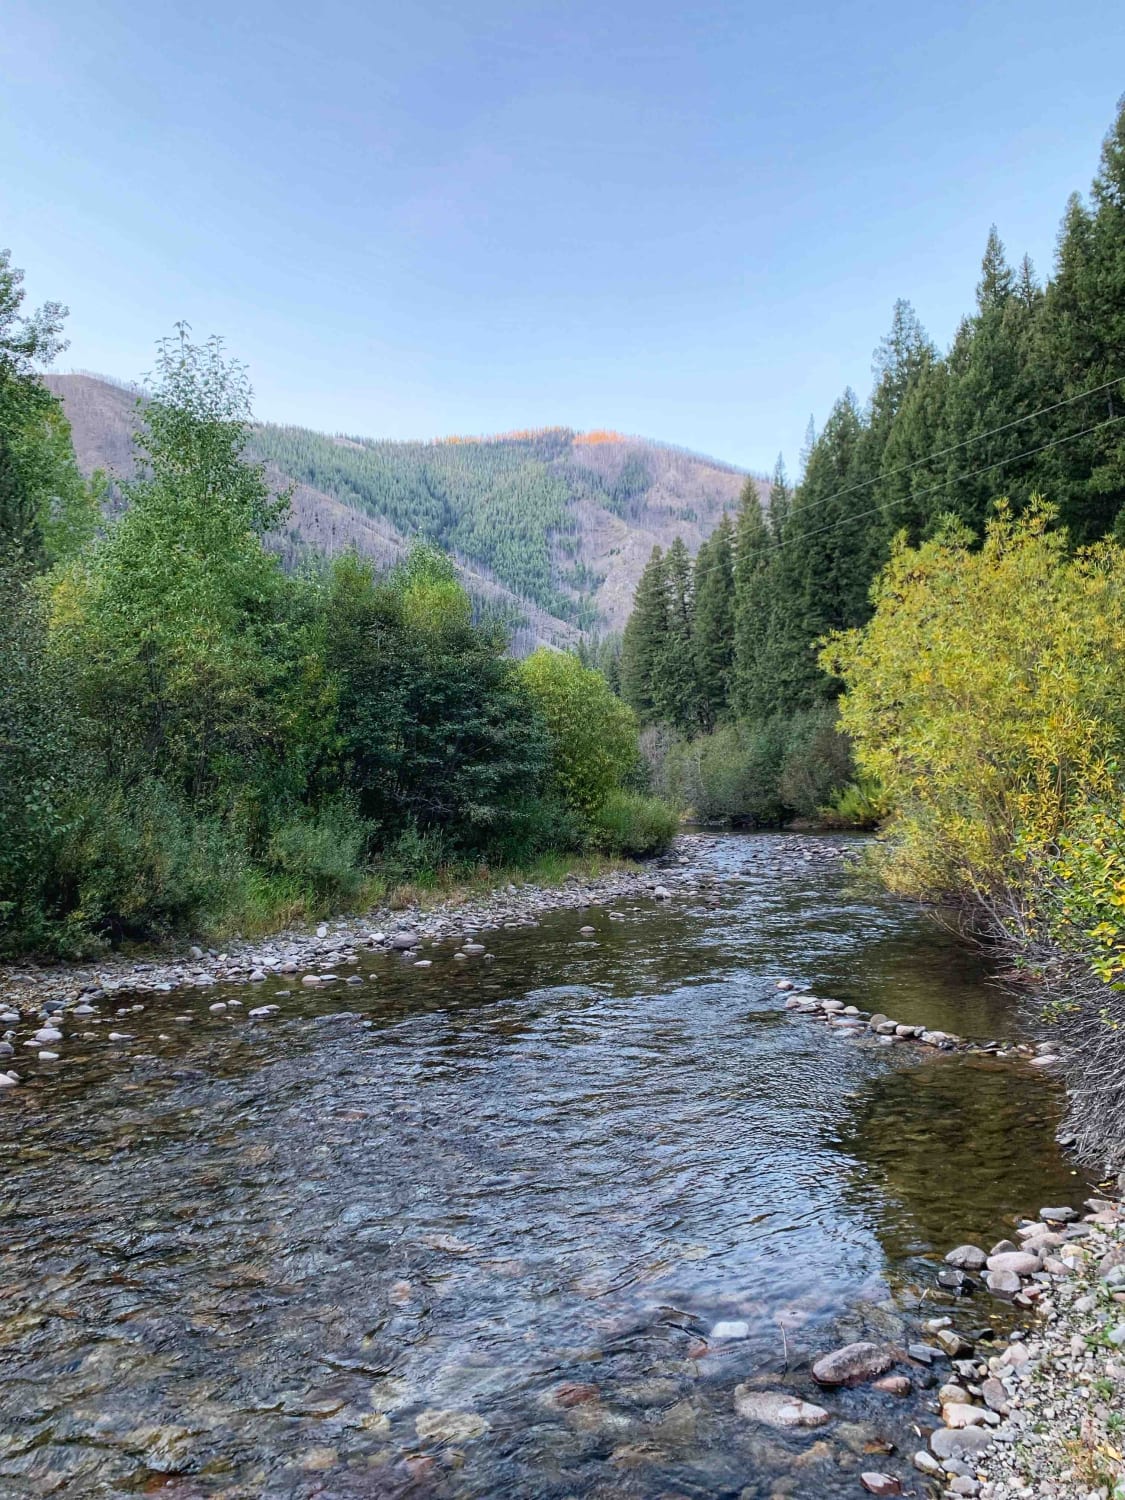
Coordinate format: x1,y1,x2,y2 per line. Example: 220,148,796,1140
732,471,777,721
620,545,669,724
692,513,735,728
653,535,700,730
1039,96,1125,541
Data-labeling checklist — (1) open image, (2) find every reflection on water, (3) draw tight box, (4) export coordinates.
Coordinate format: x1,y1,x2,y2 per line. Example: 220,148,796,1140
0,834,1087,1498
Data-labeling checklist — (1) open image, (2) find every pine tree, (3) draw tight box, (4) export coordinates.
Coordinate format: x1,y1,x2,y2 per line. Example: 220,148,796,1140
693,513,735,727
732,473,776,721
653,536,700,730
619,545,669,724
1040,97,1125,541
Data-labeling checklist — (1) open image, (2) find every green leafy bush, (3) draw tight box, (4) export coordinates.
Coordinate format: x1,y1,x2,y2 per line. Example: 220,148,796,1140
266,799,372,905
664,708,853,825
591,791,678,857
520,648,640,815
60,779,247,942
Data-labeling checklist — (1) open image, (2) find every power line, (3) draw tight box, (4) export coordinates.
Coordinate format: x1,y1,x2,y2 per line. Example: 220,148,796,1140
767,372,1125,517
761,411,1125,555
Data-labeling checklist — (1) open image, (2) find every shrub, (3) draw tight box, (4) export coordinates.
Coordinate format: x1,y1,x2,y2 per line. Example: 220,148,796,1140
776,707,853,817
823,502,1125,901
373,823,454,886
823,776,892,829
520,648,640,815
59,778,247,942
591,790,678,857
266,799,372,906
0,564,87,954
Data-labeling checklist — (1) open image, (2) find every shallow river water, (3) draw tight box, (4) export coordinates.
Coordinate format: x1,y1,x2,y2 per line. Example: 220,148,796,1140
0,834,1088,1499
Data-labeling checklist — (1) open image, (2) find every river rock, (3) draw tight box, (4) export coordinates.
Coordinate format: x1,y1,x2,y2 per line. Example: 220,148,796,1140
908,1343,942,1364
945,1245,987,1271
913,1450,943,1476
462,943,487,955
811,1341,894,1387
980,1377,1009,1414
930,1424,996,1459
414,1408,490,1443
733,1387,830,1428
390,932,419,951
937,1266,973,1292
935,1329,972,1357
34,1027,63,1043
873,1375,911,1395
942,1402,992,1428
985,1268,1021,1295
986,1250,1039,1276
1039,1205,1078,1223
860,1476,902,1497
0,1073,17,1088
711,1320,750,1340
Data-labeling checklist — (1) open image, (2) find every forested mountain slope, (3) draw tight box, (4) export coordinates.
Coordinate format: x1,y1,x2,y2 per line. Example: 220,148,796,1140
46,373,758,649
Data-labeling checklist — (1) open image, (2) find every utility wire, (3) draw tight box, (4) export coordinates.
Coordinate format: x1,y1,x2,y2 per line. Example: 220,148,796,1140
760,410,1125,555
779,372,1125,515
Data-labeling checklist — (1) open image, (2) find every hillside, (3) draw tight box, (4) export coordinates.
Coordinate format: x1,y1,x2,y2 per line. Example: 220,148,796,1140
46,373,759,649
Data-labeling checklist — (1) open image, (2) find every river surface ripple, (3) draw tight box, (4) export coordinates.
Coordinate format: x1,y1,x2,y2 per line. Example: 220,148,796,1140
0,833,1088,1498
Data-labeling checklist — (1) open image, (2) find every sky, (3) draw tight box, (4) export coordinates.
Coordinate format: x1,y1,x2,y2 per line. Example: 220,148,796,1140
2,1,1123,474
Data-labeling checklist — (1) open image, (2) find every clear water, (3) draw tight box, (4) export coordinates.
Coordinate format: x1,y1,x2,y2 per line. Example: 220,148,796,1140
0,834,1087,1498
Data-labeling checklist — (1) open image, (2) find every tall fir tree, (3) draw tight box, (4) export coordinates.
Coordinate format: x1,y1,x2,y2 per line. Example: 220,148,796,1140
652,535,700,730
619,544,669,724
693,512,735,728
732,470,778,721
1039,96,1125,542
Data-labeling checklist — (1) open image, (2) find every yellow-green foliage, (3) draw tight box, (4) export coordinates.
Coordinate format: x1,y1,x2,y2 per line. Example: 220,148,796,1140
822,502,1125,902
1049,808,1125,982
520,648,639,816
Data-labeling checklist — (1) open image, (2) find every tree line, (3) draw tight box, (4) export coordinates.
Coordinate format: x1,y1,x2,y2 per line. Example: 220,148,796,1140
0,298,675,957
618,96,1125,825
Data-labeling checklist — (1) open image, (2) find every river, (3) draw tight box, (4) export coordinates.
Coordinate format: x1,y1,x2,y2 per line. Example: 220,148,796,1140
0,834,1088,1498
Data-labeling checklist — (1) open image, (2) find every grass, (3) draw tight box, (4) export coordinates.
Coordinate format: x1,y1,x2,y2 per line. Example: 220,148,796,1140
204,851,636,943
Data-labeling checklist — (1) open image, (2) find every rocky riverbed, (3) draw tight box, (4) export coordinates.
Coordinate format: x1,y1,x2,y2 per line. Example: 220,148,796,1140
0,830,1117,1498
0,834,848,1061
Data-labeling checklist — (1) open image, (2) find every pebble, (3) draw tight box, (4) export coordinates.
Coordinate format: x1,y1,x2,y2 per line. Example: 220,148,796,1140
711,1320,750,1340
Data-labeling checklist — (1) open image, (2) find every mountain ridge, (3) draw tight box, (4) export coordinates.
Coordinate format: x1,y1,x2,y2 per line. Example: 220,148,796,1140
46,372,764,650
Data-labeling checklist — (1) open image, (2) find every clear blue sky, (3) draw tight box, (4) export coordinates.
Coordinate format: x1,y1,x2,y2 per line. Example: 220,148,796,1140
3,1,1122,473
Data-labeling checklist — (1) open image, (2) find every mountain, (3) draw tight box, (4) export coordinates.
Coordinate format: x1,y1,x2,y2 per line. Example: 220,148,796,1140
46,373,761,651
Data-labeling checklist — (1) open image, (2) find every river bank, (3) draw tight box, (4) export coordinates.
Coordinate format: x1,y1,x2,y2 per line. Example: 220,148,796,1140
0,834,849,1025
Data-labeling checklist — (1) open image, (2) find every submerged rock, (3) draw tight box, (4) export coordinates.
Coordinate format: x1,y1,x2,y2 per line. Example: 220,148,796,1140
811,1341,894,1387
733,1387,830,1429
414,1408,490,1443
